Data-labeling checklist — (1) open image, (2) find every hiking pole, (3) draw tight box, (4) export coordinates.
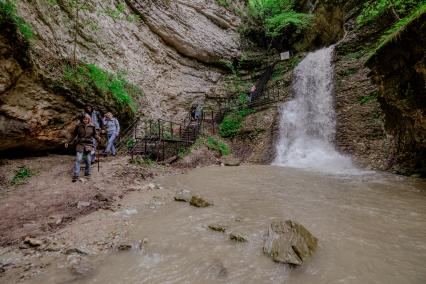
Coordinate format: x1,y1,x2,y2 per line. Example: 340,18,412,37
97,147,100,172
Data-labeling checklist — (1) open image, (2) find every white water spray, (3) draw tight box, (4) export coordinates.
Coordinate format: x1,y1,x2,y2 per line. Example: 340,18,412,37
274,46,356,174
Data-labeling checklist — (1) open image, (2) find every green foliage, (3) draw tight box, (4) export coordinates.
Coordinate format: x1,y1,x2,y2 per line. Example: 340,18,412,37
126,138,136,150
341,67,359,77
358,92,378,105
63,63,142,112
219,108,253,138
131,157,155,166
11,166,36,186
356,0,423,27
378,3,425,46
216,0,230,8
0,0,34,40
207,136,230,156
344,49,368,60
368,3,426,60
219,59,237,75
247,0,313,38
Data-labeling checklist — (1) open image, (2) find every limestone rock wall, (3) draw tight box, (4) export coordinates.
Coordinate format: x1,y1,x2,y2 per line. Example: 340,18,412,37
0,0,241,153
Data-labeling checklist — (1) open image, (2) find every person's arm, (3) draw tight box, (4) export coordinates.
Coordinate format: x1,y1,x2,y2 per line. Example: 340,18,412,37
65,126,78,148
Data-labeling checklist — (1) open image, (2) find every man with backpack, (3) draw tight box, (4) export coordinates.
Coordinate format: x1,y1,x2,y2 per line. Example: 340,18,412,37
102,112,120,156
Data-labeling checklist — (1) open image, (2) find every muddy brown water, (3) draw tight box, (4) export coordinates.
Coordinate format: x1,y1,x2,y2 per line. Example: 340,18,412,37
29,165,426,284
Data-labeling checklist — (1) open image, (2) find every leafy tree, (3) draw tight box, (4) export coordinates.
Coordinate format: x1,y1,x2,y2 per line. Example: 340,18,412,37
247,0,313,38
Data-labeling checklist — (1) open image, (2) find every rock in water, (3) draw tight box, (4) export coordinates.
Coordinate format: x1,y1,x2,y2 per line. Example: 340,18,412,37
208,224,227,233
229,233,248,243
263,220,318,266
190,195,211,207
174,190,193,202
223,157,241,166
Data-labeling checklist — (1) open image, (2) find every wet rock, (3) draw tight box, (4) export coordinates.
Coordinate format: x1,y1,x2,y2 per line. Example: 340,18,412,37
208,224,227,233
117,244,132,251
190,195,212,208
77,201,91,209
144,183,160,191
229,233,247,243
223,157,241,166
207,260,228,279
94,193,111,202
263,220,318,266
22,222,39,231
47,216,63,227
174,190,193,202
67,255,94,277
65,248,89,255
23,237,43,247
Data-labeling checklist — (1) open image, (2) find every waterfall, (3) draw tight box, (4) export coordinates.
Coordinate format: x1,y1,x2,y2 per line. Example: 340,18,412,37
273,46,355,174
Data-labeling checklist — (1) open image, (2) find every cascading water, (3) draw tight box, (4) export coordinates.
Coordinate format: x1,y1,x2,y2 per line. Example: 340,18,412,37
274,46,355,174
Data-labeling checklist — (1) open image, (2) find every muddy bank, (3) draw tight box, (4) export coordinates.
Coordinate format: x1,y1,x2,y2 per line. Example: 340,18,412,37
0,155,179,247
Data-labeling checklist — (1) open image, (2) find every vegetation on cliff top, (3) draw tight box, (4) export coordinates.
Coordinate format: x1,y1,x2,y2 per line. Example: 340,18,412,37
367,2,426,61
356,0,424,27
0,0,34,40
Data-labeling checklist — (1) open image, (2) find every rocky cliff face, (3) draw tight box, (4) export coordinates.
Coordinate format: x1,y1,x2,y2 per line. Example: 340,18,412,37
332,1,397,172
334,4,425,176
0,0,241,153
366,12,426,175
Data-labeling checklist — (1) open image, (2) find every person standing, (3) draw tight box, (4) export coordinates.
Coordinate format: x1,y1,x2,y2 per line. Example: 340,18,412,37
194,104,203,122
65,114,98,182
248,85,257,103
102,112,120,156
83,103,103,162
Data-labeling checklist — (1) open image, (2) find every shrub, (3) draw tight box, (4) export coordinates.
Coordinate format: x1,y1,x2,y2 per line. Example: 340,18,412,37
131,157,155,166
219,108,253,138
126,138,136,150
247,0,314,38
11,166,36,185
0,0,34,40
207,136,230,156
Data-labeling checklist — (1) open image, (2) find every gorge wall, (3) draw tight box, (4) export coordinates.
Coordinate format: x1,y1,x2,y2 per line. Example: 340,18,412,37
0,0,241,153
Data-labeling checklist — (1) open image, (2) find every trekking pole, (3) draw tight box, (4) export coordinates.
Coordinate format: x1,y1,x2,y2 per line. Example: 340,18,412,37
97,147,100,172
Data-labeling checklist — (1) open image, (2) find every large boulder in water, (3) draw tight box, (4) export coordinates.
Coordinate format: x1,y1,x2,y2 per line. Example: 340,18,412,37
263,220,318,266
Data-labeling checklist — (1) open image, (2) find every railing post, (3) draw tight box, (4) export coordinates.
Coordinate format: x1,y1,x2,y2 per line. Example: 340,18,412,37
158,119,161,139
211,110,215,134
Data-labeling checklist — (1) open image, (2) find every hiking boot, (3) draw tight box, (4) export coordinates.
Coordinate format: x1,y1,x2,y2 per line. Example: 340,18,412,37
72,176,78,182
84,172,91,176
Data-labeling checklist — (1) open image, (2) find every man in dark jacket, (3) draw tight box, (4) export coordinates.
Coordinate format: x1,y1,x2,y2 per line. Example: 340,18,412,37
65,114,98,182
83,103,102,162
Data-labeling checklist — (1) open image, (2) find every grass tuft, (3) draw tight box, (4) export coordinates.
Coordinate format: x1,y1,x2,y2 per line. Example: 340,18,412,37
11,166,36,186
207,136,230,156
0,0,34,40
